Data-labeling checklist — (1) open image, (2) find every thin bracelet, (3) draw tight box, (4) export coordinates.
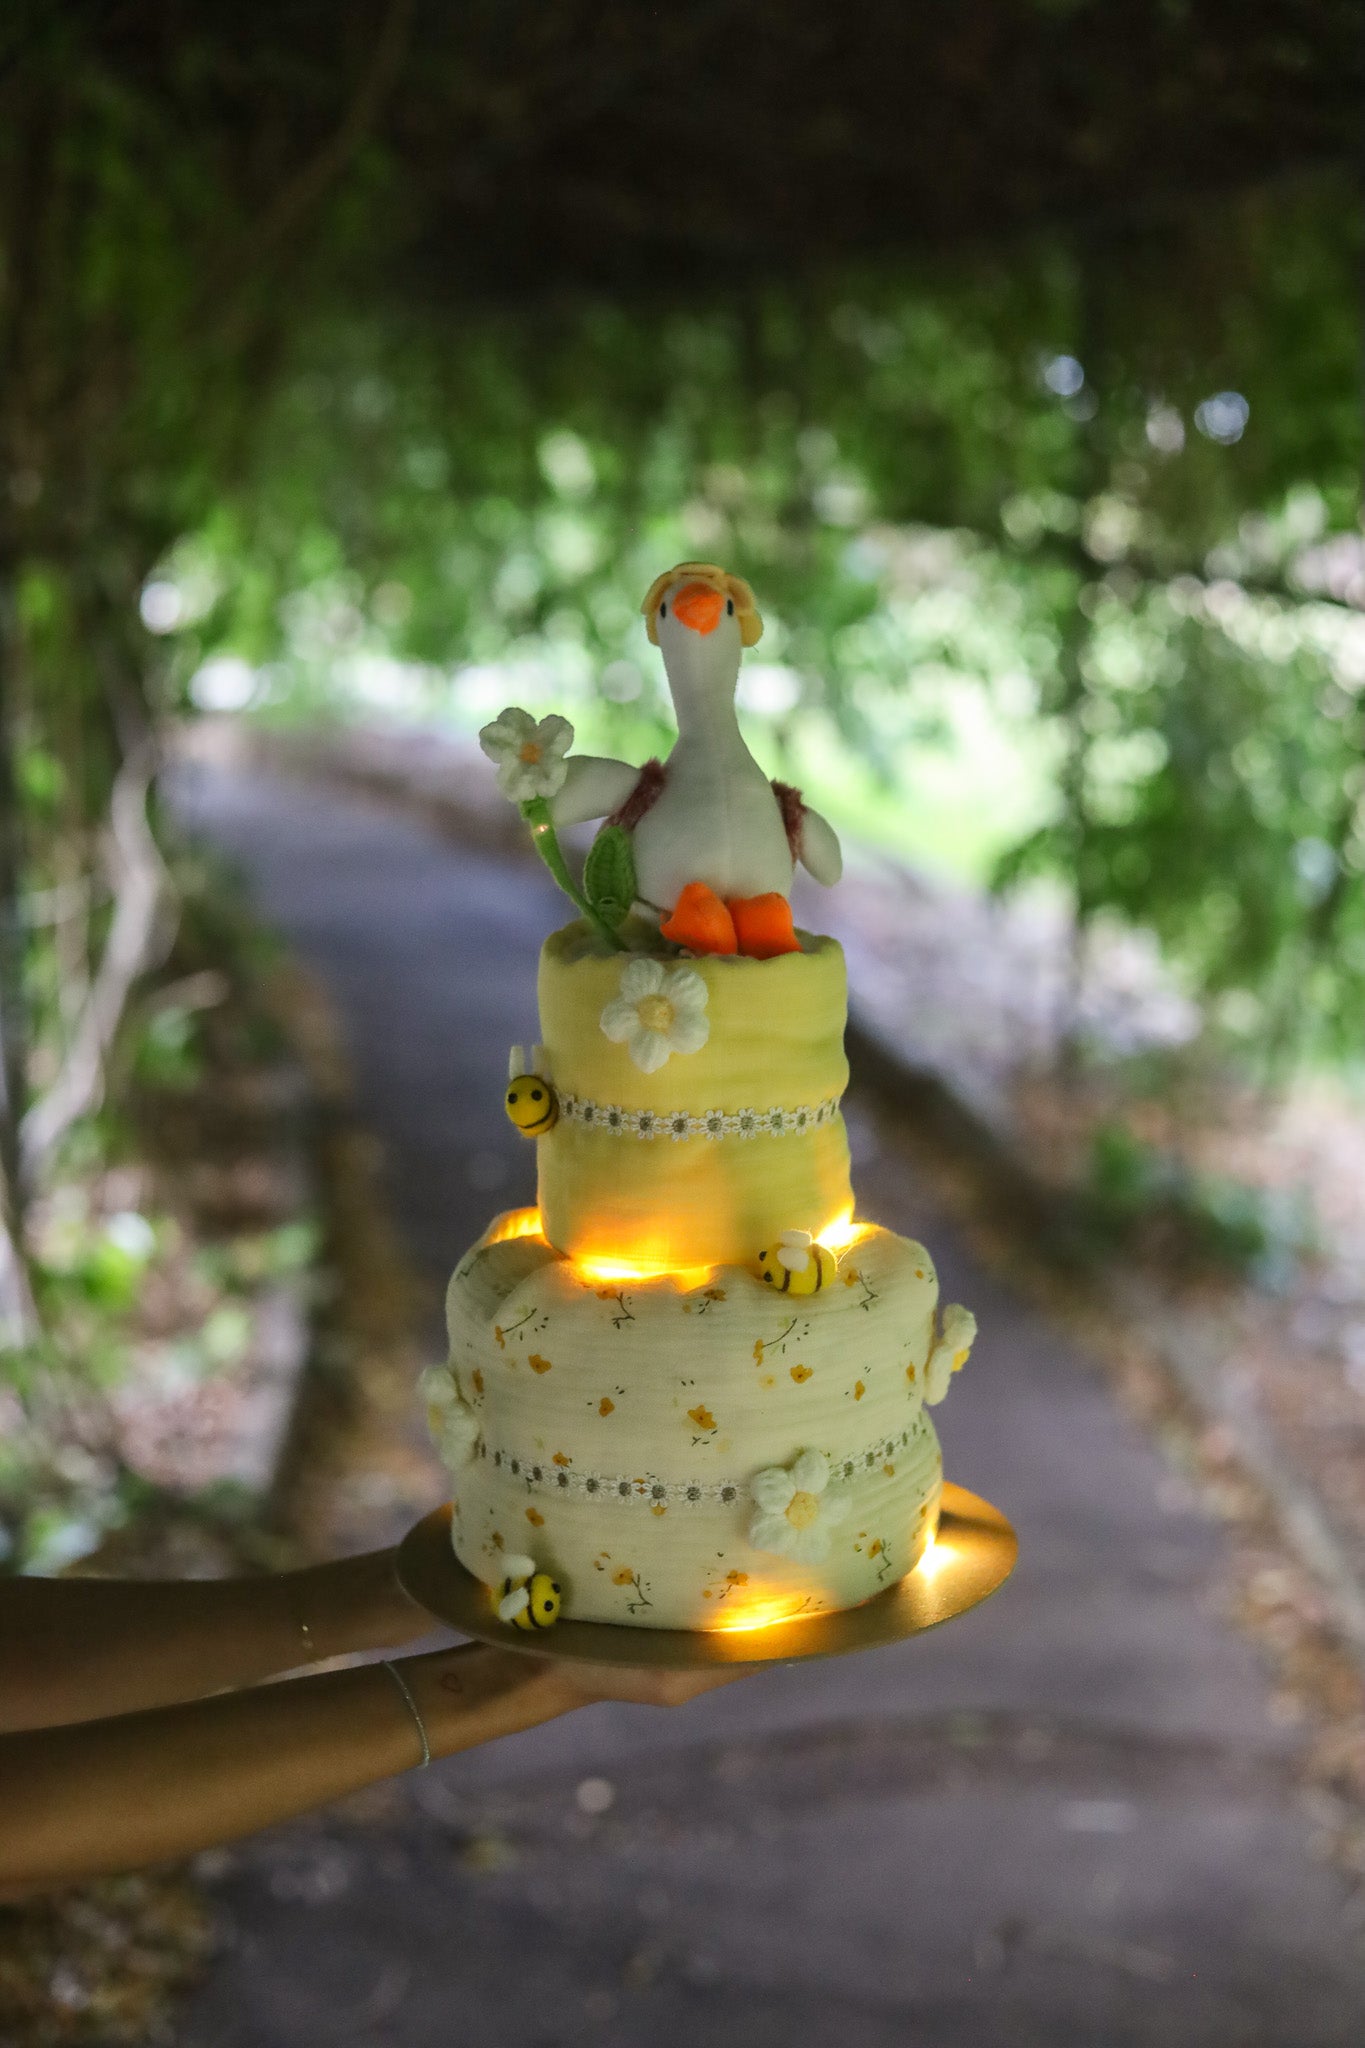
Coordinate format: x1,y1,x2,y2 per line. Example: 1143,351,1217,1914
380,1659,431,1769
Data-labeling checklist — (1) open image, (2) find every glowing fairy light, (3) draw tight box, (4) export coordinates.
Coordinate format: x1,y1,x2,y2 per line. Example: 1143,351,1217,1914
484,1207,545,1245
914,1530,953,1583
575,1252,713,1290
708,1596,818,1634
817,1209,870,1253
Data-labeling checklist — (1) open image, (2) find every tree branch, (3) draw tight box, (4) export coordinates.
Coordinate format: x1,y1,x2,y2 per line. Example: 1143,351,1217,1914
195,0,415,340
18,742,175,1187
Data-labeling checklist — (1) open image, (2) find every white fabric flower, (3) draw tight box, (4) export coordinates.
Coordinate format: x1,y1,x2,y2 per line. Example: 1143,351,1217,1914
925,1303,977,1405
599,958,710,1075
419,1365,481,1466
478,705,574,802
747,1448,850,1563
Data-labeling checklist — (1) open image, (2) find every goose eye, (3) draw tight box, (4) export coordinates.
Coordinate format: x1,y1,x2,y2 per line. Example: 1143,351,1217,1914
726,598,734,615
659,602,667,619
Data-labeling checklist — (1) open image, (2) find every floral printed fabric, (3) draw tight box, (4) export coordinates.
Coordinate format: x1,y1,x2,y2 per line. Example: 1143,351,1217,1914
599,958,710,1074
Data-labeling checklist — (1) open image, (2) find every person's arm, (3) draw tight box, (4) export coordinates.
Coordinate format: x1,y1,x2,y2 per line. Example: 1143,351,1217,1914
0,1552,428,1734
0,1643,733,1897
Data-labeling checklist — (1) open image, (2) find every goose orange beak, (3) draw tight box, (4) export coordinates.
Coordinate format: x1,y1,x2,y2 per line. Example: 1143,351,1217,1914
672,581,725,635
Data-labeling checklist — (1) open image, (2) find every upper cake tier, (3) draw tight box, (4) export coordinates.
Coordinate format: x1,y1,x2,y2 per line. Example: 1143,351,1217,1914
536,923,852,1270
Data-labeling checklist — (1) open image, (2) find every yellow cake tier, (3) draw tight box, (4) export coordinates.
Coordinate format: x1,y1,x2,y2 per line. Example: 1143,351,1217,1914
429,1213,944,1630
535,924,853,1270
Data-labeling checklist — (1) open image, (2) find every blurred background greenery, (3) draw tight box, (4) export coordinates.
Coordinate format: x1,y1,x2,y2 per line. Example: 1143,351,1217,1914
0,0,1361,1540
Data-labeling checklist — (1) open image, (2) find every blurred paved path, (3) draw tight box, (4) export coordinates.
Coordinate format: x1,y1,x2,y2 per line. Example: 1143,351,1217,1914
174,763,1363,2048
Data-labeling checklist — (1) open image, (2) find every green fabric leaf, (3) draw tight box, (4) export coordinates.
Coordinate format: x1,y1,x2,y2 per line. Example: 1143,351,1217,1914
583,825,637,929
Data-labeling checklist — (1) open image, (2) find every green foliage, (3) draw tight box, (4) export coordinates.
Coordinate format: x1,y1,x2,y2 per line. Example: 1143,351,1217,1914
132,1006,206,1092
123,174,1360,1061
1085,1122,1318,1284
583,825,637,931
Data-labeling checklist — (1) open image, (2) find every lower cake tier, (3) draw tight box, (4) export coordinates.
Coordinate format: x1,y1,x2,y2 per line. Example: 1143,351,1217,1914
426,1210,967,1630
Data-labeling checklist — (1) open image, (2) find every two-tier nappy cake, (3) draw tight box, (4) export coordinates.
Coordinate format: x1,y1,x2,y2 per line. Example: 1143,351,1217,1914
421,562,976,1630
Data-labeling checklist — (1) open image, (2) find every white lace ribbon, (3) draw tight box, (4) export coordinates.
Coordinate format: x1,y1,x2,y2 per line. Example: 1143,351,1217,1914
466,1407,936,1508
555,1092,842,1141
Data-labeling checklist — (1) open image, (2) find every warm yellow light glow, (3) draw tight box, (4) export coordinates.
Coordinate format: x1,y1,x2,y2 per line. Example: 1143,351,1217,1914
575,1253,714,1290
484,1207,545,1246
708,1596,820,1634
817,1208,872,1254
914,1530,953,1583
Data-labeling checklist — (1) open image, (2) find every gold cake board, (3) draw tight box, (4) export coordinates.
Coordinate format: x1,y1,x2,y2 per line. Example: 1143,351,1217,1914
397,1481,1016,1669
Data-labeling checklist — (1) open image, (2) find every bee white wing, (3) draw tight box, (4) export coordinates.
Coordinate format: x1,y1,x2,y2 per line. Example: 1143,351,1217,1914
497,1585,530,1622
777,1229,813,1271
501,1552,537,1579
508,1044,528,1080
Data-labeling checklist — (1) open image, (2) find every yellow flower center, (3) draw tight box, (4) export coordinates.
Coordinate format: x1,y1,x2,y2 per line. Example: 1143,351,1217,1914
636,995,675,1034
785,1489,820,1530
518,741,542,763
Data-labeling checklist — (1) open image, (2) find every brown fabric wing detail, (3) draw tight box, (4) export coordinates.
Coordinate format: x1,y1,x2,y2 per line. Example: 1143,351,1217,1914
607,758,667,831
770,779,806,859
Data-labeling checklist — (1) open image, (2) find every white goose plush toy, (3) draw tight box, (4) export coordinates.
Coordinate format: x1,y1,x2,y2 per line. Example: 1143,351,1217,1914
550,563,842,957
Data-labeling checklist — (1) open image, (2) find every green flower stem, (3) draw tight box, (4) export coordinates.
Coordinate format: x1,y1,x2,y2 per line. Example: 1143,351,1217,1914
522,796,626,951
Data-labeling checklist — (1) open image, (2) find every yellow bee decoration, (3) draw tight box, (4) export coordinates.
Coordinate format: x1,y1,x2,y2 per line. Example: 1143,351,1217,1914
756,1228,838,1295
494,1552,562,1631
504,1044,558,1136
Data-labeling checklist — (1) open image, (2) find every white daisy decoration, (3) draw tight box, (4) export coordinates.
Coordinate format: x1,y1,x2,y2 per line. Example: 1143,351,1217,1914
925,1304,977,1405
747,1448,850,1563
419,1364,481,1466
478,705,575,803
599,958,710,1075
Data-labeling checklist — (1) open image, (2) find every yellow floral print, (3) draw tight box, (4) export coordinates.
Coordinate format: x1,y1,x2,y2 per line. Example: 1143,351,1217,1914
790,1364,813,1384
529,1353,553,1374
612,1567,635,1586
753,1339,765,1363
553,1451,572,1467
688,1404,717,1431
599,1396,615,1416
854,1380,865,1400
472,1368,485,1395
526,1506,545,1527
494,1326,506,1349
842,1268,860,1287
726,1570,749,1587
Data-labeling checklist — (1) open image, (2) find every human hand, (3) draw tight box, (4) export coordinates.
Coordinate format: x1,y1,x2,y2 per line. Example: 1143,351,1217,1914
534,1657,746,1709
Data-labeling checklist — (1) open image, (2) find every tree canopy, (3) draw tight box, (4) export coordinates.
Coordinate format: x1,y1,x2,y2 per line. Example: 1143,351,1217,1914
0,0,1362,1299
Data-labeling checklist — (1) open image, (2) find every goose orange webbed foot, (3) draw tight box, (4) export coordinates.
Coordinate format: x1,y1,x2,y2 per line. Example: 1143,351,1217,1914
660,881,738,955
728,893,801,959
